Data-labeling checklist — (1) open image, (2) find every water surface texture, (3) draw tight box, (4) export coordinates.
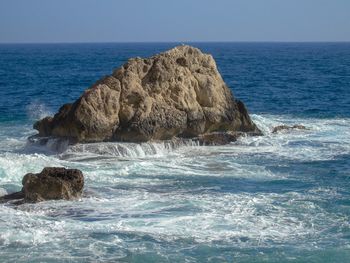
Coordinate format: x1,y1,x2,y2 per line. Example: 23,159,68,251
0,43,350,262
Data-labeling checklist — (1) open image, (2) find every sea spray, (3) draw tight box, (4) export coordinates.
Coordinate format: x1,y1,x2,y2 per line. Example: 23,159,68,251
26,101,52,121
61,139,200,160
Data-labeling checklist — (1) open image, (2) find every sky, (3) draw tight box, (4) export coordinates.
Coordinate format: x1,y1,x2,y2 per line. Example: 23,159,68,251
0,0,349,43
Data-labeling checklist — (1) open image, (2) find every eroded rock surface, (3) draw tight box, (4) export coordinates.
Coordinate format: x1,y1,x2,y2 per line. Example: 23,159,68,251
34,45,260,143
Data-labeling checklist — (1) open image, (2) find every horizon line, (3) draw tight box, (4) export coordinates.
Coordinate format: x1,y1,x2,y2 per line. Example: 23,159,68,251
0,40,350,45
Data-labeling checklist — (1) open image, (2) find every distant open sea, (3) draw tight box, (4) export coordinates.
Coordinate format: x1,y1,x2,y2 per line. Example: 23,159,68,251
0,43,350,262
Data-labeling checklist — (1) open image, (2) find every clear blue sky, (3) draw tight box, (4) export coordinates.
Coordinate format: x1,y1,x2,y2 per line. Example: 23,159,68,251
0,0,349,43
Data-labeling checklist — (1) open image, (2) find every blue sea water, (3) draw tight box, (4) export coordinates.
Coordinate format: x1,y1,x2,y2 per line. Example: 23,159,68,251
0,43,350,262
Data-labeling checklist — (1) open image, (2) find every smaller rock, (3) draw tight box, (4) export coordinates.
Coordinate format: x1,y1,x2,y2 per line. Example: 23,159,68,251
1,167,85,204
22,167,84,202
272,125,307,133
195,131,261,145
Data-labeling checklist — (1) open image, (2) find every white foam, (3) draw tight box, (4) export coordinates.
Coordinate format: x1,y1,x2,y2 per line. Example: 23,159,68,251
0,187,7,196
0,125,34,153
0,113,349,257
0,187,345,251
235,114,350,162
60,139,200,160
0,152,63,184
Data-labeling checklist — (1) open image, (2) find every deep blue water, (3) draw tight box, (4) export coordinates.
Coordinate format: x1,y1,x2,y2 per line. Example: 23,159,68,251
1,43,350,123
0,43,350,262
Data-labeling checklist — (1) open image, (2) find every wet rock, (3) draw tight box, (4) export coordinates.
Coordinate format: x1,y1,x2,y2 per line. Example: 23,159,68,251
272,124,307,133
33,45,261,143
22,167,84,202
0,191,24,204
0,167,84,204
195,131,261,145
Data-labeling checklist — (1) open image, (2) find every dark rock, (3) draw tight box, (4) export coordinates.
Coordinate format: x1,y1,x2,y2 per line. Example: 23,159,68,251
272,125,307,133
33,45,261,143
0,167,84,204
22,167,84,202
0,191,24,204
195,131,261,145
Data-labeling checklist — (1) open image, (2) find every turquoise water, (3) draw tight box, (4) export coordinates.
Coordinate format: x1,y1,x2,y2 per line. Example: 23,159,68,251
0,43,350,262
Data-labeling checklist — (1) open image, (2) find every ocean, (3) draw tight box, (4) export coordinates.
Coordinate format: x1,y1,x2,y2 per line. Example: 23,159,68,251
0,43,349,262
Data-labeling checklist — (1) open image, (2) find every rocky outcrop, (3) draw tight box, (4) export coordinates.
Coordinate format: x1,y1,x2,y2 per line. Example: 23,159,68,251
34,45,260,143
272,125,307,133
0,167,84,204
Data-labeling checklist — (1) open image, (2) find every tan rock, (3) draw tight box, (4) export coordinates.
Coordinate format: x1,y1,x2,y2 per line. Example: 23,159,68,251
34,45,260,143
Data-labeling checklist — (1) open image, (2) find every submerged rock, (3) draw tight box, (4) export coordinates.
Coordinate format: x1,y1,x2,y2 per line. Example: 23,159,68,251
0,191,24,204
0,167,84,204
272,125,307,133
33,45,260,143
195,131,261,146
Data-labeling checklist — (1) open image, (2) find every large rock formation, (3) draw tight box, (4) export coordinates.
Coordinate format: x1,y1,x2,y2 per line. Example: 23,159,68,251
34,45,260,143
